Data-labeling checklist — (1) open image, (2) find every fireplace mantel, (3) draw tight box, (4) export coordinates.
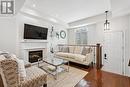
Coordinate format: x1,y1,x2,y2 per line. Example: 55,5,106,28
23,47,46,50
20,40,48,43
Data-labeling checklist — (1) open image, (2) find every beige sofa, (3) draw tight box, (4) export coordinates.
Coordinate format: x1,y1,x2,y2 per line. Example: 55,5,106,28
55,45,94,66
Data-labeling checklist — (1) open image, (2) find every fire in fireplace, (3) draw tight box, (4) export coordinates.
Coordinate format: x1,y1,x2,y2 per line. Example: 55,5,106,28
29,50,43,63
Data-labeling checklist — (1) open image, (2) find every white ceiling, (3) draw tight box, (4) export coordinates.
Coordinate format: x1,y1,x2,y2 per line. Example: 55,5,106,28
111,0,130,11
23,0,111,23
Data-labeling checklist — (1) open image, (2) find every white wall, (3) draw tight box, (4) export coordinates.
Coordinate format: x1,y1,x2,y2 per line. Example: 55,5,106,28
87,24,98,45
0,17,17,54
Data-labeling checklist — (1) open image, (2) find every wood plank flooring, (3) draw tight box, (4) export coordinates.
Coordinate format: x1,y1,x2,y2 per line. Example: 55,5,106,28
75,67,130,87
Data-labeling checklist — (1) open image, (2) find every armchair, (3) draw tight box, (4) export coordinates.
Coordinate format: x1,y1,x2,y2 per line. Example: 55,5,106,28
0,59,47,87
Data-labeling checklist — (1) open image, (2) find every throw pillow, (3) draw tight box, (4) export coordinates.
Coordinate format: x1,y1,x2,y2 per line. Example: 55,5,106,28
81,47,87,55
62,46,69,53
17,59,26,81
0,51,9,58
0,55,6,61
9,54,26,81
58,46,63,52
68,46,75,53
74,46,83,54
82,47,92,55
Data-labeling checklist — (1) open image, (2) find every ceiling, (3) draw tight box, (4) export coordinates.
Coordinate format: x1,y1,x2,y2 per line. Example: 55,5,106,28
23,0,111,23
111,0,130,11
15,0,25,14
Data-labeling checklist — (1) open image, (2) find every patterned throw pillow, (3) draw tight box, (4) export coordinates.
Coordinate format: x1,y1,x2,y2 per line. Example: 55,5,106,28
8,54,27,81
62,46,69,53
74,46,83,54
81,47,92,55
0,52,26,81
58,46,63,52
68,46,75,53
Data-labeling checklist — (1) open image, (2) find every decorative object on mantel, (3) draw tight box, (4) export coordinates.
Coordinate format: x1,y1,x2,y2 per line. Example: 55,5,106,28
50,26,54,37
104,11,110,30
50,26,59,39
128,59,130,66
56,32,60,39
60,30,66,39
50,45,54,54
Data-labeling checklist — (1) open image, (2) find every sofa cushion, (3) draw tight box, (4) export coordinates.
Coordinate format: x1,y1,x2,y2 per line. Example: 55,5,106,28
55,52,69,58
68,46,75,53
74,46,83,54
20,66,47,87
65,53,76,59
69,54,86,62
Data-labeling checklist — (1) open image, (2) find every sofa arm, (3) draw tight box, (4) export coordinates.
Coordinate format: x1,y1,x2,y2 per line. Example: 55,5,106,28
85,53,93,63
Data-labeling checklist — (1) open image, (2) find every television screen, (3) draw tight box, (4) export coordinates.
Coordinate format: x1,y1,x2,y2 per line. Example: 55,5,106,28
24,24,48,40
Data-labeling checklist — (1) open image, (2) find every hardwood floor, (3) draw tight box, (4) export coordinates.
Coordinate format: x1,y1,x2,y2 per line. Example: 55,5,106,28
75,68,130,87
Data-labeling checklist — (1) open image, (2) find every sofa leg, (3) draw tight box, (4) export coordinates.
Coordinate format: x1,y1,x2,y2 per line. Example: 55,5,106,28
90,62,94,68
43,84,47,87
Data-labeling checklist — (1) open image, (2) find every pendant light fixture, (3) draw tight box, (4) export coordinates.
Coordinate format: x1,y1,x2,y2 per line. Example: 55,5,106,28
104,11,110,30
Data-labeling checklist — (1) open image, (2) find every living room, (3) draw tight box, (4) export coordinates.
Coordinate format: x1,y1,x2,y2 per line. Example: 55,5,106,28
0,0,130,87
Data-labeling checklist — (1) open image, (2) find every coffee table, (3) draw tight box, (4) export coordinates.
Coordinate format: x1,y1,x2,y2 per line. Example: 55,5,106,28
38,56,69,79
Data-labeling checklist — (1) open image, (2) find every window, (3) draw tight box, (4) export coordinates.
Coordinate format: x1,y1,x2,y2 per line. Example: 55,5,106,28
68,26,88,45
75,26,87,44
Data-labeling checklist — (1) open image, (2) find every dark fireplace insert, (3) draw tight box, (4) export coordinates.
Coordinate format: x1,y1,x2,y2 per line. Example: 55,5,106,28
29,50,43,63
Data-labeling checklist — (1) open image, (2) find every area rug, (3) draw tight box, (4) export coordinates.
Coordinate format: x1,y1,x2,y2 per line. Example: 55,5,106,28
47,66,88,87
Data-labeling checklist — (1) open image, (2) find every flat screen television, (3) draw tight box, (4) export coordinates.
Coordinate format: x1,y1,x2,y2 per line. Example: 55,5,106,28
24,24,48,40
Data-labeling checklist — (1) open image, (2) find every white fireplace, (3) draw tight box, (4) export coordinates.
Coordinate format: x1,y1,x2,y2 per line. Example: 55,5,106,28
19,40,48,63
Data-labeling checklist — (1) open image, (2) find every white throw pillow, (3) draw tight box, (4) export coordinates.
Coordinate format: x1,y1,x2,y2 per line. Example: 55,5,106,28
17,59,26,81
0,55,6,61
